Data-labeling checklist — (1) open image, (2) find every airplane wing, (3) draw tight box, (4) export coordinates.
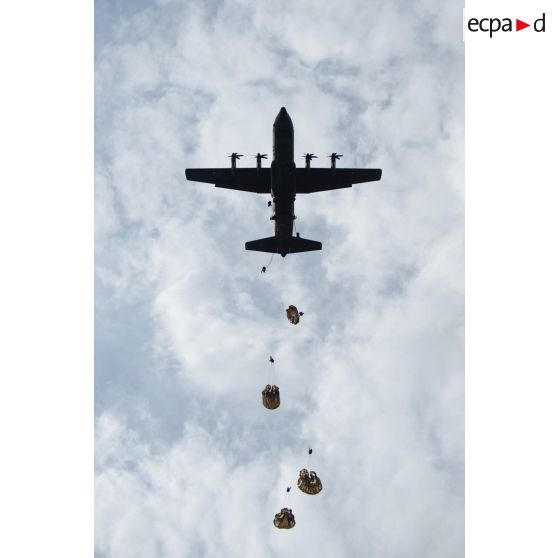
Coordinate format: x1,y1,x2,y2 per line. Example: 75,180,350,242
295,168,382,193
185,168,271,194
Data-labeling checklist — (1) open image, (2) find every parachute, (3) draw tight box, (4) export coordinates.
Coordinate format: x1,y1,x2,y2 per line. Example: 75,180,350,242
286,305,304,324
297,468,323,495
273,507,296,529
262,384,280,409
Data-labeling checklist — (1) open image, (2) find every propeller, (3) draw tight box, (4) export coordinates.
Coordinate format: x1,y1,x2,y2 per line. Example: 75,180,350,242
302,153,318,168
253,153,268,168
327,153,343,168
227,152,243,169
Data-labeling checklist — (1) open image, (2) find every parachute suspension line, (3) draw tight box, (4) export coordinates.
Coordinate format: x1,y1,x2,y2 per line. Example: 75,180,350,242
308,447,313,469
269,356,275,381
262,252,275,273
285,486,292,507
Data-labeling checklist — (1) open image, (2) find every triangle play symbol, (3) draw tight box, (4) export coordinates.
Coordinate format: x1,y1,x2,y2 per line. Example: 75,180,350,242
516,19,530,31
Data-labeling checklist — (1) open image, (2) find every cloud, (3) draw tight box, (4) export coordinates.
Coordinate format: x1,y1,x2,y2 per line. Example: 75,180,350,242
95,0,464,555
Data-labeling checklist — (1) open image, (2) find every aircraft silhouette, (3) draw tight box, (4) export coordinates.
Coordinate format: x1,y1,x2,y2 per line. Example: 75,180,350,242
185,107,382,257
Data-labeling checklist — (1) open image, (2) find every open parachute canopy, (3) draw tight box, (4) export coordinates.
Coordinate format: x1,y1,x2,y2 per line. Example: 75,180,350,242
262,384,280,409
273,508,296,529
297,468,322,495
286,305,303,325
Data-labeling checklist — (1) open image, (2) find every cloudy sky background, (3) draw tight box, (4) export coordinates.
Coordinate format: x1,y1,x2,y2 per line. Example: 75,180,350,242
95,0,463,556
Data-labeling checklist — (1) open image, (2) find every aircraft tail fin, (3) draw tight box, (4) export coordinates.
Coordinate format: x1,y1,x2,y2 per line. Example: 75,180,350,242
245,235,322,257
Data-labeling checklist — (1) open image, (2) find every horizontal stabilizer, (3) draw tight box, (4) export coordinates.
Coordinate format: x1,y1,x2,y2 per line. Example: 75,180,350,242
245,236,279,254
289,236,322,253
245,235,322,257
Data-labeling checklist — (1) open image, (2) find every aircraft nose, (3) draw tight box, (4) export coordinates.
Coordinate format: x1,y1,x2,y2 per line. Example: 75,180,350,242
274,107,292,128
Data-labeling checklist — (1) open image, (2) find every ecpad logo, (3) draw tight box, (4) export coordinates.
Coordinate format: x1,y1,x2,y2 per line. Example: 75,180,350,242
468,13,546,38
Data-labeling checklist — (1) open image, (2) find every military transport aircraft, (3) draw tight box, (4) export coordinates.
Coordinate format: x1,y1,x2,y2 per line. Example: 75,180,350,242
185,107,382,257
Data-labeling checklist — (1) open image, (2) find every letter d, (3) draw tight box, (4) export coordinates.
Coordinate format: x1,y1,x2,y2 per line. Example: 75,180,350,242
534,13,545,32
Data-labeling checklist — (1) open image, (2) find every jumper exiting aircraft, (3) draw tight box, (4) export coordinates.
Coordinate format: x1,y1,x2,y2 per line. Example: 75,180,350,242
185,107,382,257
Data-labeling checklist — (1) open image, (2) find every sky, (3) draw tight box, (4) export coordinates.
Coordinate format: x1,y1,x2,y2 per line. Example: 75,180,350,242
95,0,464,556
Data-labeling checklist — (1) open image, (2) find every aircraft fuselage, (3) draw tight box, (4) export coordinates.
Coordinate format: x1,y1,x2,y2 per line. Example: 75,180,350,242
270,107,296,244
